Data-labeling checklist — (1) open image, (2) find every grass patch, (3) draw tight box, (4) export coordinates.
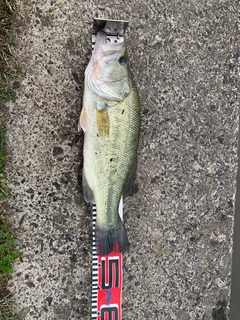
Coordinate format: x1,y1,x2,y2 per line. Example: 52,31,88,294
0,290,22,320
0,0,22,318
0,129,11,200
0,0,21,101
0,128,22,320
0,129,21,275
0,212,21,282
0,83,16,101
0,128,20,282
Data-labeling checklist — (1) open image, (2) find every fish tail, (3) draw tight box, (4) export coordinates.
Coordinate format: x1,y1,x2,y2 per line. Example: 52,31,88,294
95,220,130,256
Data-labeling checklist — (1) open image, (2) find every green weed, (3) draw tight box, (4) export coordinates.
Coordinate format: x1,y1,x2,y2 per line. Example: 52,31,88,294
0,215,21,281
0,129,11,200
0,295,22,320
0,129,22,318
0,0,20,102
0,84,16,101
0,128,21,279
0,128,21,318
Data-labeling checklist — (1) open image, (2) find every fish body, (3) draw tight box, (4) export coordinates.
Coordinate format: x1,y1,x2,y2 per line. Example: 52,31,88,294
79,31,141,256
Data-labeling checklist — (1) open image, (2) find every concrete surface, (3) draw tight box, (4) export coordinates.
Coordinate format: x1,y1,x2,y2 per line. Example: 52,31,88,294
230,125,240,320
2,0,239,319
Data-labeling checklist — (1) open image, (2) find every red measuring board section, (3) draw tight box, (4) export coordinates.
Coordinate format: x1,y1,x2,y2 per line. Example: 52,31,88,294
97,253,123,320
91,205,123,320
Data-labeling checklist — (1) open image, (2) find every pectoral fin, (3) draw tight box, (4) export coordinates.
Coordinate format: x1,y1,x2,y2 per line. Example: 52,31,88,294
78,108,88,132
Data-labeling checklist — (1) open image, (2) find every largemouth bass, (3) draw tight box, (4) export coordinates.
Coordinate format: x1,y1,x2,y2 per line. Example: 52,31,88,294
79,31,141,256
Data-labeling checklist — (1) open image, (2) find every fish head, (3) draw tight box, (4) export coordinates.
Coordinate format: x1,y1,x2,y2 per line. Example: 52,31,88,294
86,31,131,102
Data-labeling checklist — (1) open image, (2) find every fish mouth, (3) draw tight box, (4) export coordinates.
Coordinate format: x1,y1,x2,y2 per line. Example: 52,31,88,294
93,31,107,59
93,31,124,63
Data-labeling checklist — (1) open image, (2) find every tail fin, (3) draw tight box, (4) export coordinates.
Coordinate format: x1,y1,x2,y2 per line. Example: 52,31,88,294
95,220,130,256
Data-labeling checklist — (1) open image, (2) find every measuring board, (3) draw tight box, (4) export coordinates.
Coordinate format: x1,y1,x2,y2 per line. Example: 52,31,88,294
91,203,123,320
90,19,129,320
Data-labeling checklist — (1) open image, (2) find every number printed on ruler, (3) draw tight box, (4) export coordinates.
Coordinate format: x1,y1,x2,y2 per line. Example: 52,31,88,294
97,252,123,320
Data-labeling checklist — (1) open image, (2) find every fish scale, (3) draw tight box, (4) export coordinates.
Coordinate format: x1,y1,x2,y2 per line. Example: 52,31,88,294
92,87,140,225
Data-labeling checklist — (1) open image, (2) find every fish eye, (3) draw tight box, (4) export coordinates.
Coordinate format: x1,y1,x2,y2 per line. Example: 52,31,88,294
118,56,127,66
